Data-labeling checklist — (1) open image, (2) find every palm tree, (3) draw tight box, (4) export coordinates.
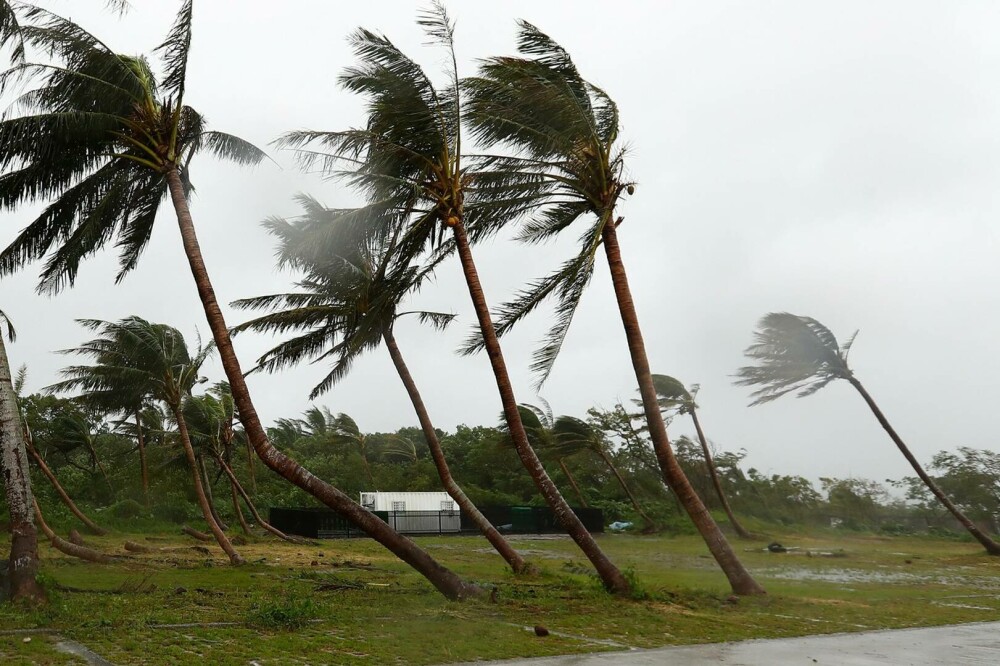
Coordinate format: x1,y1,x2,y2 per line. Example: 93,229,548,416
0,2,476,599
277,4,625,593
50,316,244,564
646,375,752,539
515,403,654,528
0,308,43,600
553,414,656,530
736,312,1000,554
233,198,529,573
514,403,589,508
462,22,763,595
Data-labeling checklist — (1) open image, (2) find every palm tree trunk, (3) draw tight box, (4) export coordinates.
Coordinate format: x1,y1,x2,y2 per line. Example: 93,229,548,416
451,221,629,595
600,222,764,595
848,377,1000,554
359,447,376,490
212,452,305,544
229,478,251,536
383,329,529,573
26,441,108,536
169,404,243,565
198,455,228,532
32,498,112,564
596,448,655,529
689,410,752,539
164,168,479,600
244,438,257,494
135,410,150,506
558,458,588,507
0,331,44,601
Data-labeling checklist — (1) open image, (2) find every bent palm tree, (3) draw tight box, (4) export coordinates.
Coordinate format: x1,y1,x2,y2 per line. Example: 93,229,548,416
0,2,475,598
0,308,43,600
463,22,763,594
278,5,624,593
233,198,529,572
735,312,1000,554
647,375,752,539
51,317,244,564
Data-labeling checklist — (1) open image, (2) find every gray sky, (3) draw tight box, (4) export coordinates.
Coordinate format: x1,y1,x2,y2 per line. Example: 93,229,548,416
3,0,999,488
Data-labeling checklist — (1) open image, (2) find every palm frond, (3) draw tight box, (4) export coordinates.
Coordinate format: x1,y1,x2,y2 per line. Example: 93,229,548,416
154,0,193,101
0,306,14,341
200,131,271,166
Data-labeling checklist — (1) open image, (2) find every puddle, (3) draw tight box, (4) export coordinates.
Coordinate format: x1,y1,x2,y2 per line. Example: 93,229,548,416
757,566,1000,587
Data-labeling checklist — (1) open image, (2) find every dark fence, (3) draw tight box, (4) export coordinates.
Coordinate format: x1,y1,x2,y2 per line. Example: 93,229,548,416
269,505,602,539
466,505,604,534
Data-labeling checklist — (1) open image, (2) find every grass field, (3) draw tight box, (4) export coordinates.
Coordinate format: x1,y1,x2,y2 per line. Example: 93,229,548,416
2,528,999,664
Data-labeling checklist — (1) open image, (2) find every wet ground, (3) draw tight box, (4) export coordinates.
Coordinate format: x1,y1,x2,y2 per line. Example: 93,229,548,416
447,621,1000,665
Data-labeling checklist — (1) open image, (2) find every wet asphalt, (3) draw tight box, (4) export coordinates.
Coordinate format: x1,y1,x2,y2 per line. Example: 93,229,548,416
446,620,1000,665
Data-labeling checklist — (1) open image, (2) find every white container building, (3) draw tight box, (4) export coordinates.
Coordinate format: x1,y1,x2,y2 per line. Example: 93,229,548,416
359,491,461,534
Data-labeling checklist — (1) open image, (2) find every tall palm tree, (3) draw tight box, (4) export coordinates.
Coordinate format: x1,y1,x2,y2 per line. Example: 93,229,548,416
0,308,43,600
0,2,475,599
233,198,529,573
277,4,625,593
462,22,763,595
735,312,1000,554
50,316,244,564
646,375,752,539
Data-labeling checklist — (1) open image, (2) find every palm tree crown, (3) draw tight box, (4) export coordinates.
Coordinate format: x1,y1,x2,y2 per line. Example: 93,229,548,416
0,1,267,292
734,312,857,405
49,316,212,411
461,21,631,383
232,196,453,398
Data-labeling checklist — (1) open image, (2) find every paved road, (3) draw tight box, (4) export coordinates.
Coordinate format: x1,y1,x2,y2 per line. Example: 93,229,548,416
447,621,1000,665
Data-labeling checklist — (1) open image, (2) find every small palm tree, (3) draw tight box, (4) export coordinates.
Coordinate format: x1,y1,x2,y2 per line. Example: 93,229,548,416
51,317,244,564
276,4,616,591
552,415,656,530
514,403,588,507
0,307,43,600
646,375,752,539
0,2,474,599
462,22,763,595
233,197,529,573
735,312,1000,555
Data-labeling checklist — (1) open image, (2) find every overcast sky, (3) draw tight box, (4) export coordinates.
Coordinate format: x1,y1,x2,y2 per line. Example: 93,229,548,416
2,0,999,488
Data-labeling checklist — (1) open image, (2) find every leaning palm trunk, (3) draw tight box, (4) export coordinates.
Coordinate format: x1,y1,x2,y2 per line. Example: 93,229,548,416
26,441,108,536
452,222,629,595
212,452,305,544
848,377,1000,554
33,498,113,564
689,411,752,539
244,439,257,493
383,328,529,573
165,169,478,599
557,458,588,507
0,330,43,601
229,479,251,536
170,405,243,565
595,449,655,530
135,410,150,506
601,223,764,595
198,455,229,531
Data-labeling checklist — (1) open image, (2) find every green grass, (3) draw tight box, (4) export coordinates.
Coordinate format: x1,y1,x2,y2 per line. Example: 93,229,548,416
1,529,999,664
